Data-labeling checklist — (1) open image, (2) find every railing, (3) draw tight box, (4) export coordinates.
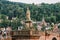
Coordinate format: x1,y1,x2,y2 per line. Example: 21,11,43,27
10,30,40,36
31,31,40,36
10,30,30,36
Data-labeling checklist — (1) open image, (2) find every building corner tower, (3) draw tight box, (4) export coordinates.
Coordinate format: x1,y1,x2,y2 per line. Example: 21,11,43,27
25,8,33,29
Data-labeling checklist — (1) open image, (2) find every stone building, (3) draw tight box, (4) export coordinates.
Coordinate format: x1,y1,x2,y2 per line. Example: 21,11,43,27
0,8,60,40
0,27,12,40
25,8,33,29
10,8,60,40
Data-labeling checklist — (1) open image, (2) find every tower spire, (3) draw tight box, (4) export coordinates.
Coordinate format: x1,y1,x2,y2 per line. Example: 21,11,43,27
42,15,47,26
42,15,45,22
26,7,31,20
25,8,33,30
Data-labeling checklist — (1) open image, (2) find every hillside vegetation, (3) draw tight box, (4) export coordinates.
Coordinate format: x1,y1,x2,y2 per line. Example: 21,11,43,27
0,0,60,29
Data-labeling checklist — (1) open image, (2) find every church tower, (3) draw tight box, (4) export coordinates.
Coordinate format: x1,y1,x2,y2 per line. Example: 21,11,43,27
41,16,47,26
25,8,33,29
26,8,31,20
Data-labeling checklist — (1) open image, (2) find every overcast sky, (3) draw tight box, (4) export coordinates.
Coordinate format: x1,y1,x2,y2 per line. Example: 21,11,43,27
8,0,60,4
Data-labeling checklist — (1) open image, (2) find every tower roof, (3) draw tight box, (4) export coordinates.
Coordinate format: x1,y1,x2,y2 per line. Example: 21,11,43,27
26,8,30,14
42,16,45,22
26,8,31,20
41,16,47,26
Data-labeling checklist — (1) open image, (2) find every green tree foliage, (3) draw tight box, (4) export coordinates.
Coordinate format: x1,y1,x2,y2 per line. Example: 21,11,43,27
0,1,60,30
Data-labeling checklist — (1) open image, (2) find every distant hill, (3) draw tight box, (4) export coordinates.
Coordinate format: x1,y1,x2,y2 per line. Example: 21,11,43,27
0,0,60,23
1,0,60,29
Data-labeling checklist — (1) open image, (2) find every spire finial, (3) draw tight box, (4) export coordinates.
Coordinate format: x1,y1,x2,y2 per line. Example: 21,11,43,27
42,15,45,21
27,7,29,10
26,7,31,20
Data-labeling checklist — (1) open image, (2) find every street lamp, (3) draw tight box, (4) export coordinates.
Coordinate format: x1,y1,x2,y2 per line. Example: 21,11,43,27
45,27,48,40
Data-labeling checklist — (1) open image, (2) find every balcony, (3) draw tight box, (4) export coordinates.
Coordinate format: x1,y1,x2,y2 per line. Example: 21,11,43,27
10,30,40,37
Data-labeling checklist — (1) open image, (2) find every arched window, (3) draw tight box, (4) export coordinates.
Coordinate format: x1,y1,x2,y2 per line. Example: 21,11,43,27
52,37,57,40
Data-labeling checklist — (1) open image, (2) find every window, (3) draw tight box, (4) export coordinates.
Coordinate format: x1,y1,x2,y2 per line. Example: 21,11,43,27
52,37,57,40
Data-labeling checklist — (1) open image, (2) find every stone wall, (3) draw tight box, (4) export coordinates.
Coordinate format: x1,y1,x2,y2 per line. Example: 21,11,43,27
9,30,60,40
